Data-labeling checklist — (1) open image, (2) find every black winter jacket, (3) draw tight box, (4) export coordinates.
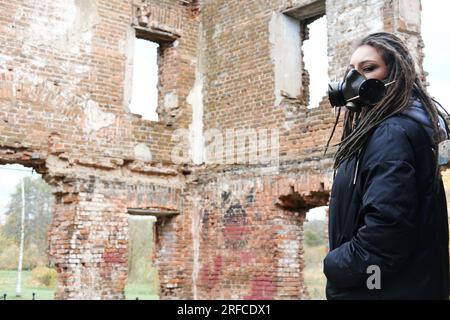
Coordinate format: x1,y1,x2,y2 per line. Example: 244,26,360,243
324,99,450,300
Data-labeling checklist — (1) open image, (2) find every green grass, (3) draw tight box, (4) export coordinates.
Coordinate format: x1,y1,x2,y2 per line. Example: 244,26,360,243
0,270,55,300
0,269,160,300
303,244,327,300
124,282,159,300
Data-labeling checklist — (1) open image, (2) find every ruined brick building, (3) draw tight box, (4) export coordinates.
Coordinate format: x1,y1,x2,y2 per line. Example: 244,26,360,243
0,0,447,299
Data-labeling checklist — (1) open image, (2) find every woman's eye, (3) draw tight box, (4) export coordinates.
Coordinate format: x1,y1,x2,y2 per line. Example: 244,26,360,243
363,65,377,72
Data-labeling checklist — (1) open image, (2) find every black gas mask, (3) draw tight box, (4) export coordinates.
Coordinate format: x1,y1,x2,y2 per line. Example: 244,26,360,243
328,69,393,112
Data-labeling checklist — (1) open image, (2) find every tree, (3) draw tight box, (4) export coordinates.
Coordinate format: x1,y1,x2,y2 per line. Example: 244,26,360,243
304,219,327,247
0,176,53,269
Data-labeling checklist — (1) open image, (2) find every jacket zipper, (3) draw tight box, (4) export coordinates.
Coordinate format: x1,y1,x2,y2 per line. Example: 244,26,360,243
353,149,361,185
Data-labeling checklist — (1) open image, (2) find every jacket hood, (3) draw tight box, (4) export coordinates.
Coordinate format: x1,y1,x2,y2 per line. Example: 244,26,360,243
351,99,449,185
400,99,448,142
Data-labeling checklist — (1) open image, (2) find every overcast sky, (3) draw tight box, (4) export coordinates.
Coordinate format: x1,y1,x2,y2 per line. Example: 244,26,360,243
1,2,449,223
129,38,159,121
421,0,450,112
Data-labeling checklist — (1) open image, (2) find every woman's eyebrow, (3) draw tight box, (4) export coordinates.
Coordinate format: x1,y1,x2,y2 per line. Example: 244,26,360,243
350,60,378,68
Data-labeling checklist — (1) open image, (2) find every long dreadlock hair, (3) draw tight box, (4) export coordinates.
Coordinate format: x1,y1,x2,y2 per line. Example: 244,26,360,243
324,32,447,186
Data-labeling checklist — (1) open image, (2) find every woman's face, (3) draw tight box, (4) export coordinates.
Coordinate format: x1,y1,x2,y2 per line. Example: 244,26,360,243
349,45,388,80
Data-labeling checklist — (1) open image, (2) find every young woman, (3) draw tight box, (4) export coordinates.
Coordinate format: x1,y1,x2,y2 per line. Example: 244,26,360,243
323,32,449,299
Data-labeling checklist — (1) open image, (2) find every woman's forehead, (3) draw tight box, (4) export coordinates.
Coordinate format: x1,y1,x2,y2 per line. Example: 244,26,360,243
350,45,383,65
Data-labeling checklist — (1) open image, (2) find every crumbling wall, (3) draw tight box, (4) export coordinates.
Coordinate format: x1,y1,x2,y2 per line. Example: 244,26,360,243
0,0,200,299
186,167,331,300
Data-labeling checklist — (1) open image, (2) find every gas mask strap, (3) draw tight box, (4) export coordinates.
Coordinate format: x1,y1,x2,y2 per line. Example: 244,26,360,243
324,105,342,156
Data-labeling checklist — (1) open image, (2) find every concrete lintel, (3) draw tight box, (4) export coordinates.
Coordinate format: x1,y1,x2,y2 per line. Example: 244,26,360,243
282,0,325,21
135,25,180,43
127,208,180,216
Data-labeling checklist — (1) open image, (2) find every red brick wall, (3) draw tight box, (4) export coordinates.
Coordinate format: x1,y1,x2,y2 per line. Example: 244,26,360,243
186,171,331,299
0,0,199,299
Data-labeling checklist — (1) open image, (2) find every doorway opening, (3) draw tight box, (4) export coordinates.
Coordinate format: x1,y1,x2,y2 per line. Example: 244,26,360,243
125,213,159,300
303,205,327,300
0,164,55,300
